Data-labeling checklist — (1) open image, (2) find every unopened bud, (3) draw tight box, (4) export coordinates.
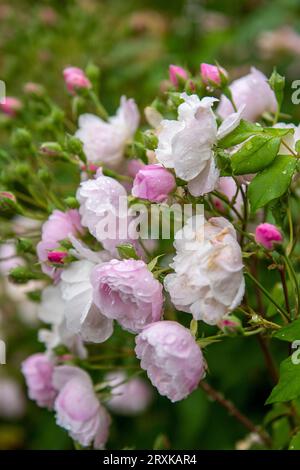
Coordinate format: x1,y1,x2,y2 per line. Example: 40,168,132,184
11,128,32,148
218,315,243,336
47,251,68,264
40,142,64,157
9,266,40,284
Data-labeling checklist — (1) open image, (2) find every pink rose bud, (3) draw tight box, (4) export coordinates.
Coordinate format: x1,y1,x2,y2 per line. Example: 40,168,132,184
23,82,44,96
22,353,56,408
200,63,223,85
218,315,243,336
47,250,68,264
169,64,188,87
53,366,110,449
63,67,91,95
255,223,283,250
0,191,16,202
37,209,83,280
135,321,205,402
0,97,22,117
132,164,176,203
91,259,163,333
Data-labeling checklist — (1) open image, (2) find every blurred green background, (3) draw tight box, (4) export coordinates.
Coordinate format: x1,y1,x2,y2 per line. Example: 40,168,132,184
1,0,300,450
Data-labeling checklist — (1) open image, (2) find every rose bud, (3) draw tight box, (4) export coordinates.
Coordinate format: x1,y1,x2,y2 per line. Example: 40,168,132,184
255,223,283,250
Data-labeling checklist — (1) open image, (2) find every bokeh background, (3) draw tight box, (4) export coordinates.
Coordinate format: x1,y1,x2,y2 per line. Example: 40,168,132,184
1,0,300,450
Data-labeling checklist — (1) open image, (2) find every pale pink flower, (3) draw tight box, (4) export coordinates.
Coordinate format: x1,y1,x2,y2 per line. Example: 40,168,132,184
63,67,91,95
135,321,205,402
22,353,56,408
77,170,140,256
75,96,139,167
53,366,110,449
0,97,22,117
91,259,163,333
217,67,277,121
255,223,282,250
169,65,188,87
132,164,175,202
37,209,83,280
105,371,152,415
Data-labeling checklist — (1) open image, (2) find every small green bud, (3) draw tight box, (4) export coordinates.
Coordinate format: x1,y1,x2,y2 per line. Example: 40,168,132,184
67,136,86,163
15,162,31,178
40,142,64,157
11,128,32,148
85,62,100,83
16,238,35,254
0,191,18,214
143,130,158,150
219,315,243,336
37,168,52,184
9,266,40,284
64,196,79,209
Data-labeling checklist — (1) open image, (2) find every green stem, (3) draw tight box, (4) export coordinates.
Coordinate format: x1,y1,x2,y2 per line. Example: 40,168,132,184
283,254,300,319
245,271,289,322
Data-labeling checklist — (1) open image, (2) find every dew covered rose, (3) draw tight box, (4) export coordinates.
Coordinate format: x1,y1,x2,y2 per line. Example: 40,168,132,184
135,321,205,402
156,93,242,196
217,67,277,121
22,353,56,408
164,215,245,325
76,169,140,256
53,366,110,449
91,259,163,333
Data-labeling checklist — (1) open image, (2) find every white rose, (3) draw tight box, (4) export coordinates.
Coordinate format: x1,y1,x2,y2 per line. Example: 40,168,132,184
75,96,139,168
156,93,242,196
164,215,245,325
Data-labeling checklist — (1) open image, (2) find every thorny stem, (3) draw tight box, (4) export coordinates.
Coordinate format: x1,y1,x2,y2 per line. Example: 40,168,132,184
199,381,272,448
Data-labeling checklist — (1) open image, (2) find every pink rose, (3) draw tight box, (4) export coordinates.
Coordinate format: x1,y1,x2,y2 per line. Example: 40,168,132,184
37,209,83,280
0,97,22,117
169,65,188,87
63,67,91,95
135,321,205,402
91,259,163,333
132,164,176,203
53,366,110,449
105,371,152,415
200,63,224,85
255,223,283,250
22,353,56,408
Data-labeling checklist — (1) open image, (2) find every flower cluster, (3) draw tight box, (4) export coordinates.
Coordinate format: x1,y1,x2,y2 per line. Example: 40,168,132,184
2,61,295,450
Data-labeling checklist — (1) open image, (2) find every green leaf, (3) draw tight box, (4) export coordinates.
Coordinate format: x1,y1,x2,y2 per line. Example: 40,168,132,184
274,319,300,342
218,120,263,149
248,155,297,213
289,431,300,450
264,403,289,426
117,243,139,260
266,357,300,404
231,135,280,175
147,254,164,272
